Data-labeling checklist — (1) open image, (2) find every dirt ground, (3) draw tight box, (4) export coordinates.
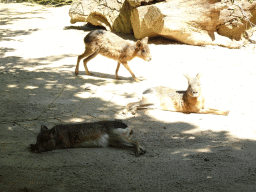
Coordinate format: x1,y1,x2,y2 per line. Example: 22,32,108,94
1,2,256,192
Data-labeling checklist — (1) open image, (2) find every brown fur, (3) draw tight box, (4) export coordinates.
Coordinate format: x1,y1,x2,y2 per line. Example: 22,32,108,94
75,30,152,82
30,120,146,157
123,72,229,115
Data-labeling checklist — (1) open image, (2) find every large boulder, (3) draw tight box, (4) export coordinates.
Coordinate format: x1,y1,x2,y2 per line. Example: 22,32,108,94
69,0,256,48
130,0,245,48
69,0,133,33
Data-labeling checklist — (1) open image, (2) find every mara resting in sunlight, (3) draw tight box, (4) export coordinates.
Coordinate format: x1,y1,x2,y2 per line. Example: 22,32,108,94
30,120,146,157
123,72,229,116
75,30,152,82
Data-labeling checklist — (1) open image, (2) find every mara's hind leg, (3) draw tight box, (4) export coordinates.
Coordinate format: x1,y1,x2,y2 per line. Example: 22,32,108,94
123,96,155,115
198,108,229,116
75,47,94,75
83,52,99,76
109,131,146,157
122,101,142,115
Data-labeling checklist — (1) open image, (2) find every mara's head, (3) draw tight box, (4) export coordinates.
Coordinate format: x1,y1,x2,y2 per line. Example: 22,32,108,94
184,72,202,98
135,37,152,61
30,125,56,153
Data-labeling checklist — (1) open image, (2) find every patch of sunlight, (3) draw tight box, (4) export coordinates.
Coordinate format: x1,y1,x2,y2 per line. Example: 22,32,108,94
24,86,38,89
94,92,115,102
182,128,202,135
45,84,53,89
145,110,186,123
230,129,256,141
8,127,13,130
25,68,38,72
60,118,86,123
188,136,196,139
171,150,180,155
75,92,94,99
7,84,18,88
182,115,256,141
44,83,64,89
66,85,76,90
196,148,211,153
171,147,212,155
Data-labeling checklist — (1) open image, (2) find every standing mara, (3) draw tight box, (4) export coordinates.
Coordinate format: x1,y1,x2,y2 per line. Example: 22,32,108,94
75,30,151,82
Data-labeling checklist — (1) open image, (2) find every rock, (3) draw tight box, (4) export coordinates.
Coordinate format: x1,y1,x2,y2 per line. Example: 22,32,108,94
217,1,256,41
245,26,256,43
69,0,133,33
69,0,256,48
130,0,242,48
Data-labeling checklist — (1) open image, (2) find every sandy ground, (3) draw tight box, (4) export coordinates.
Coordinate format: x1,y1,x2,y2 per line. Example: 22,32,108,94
1,2,256,192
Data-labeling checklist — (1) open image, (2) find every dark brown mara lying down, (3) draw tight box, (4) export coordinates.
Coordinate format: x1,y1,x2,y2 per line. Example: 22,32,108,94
30,120,146,157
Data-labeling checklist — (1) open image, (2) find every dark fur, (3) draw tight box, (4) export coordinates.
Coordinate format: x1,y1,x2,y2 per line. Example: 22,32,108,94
30,120,146,157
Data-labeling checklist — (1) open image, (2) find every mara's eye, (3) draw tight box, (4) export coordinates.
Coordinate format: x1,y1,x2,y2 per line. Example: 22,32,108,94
142,49,146,53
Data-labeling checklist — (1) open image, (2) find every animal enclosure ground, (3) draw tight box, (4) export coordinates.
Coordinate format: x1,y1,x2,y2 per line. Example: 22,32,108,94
1,3,256,192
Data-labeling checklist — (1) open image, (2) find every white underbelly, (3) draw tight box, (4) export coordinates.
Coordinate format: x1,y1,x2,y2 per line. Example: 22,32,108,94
75,134,110,148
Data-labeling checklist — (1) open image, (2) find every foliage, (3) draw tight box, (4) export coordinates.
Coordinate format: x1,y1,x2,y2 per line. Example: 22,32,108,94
0,0,73,6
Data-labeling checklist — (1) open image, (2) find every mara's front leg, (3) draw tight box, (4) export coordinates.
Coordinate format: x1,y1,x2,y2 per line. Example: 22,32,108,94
115,62,121,80
121,62,140,82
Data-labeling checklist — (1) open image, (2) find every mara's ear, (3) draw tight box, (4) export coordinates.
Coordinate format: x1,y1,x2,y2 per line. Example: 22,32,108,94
183,73,191,81
136,40,142,48
141,36,148,44
50,127,57,135
196,72,202,79
50,127,57,138
41,125,48,132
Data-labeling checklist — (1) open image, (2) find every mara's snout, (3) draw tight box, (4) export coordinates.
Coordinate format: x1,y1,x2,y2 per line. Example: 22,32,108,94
191,90,200,97
146,57,152,62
